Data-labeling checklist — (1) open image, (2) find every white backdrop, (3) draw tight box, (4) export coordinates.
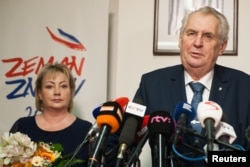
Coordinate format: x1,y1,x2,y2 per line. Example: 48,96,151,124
0,0,109,135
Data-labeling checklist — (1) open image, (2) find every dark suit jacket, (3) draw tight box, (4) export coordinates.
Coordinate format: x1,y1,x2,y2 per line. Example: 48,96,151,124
134,64,250,165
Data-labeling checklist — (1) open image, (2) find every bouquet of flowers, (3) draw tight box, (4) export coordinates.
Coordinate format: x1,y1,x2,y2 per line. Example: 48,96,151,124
0,132,83,167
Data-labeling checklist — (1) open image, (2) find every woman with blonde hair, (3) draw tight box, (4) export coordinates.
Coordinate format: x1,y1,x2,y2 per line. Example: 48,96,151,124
10,62,92,167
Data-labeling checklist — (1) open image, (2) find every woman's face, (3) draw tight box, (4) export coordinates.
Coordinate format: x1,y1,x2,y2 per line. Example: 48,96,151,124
38,72,72,112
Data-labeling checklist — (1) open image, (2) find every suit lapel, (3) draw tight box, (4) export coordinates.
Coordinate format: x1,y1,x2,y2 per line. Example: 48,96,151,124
169,65,187,105
209,65,228,105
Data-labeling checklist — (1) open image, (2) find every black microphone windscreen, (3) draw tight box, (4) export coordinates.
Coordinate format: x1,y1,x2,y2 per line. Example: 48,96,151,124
119,117,138,145
148,110,175,138
133,98,143,105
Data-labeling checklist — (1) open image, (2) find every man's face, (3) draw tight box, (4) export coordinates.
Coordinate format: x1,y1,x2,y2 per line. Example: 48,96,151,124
179,12,227,73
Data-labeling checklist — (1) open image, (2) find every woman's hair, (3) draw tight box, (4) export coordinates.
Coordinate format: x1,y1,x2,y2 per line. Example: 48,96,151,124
179,6,230,43
35,62,76,112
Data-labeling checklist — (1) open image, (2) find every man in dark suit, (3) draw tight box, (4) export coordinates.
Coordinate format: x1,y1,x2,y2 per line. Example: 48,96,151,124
134,6,250,167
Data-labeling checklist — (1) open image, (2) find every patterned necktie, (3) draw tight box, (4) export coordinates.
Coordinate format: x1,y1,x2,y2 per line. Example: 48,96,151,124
189,82,206,166
189,82,205,133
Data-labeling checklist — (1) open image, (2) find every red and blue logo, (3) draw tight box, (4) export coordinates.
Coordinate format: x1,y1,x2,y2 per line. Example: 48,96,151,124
46,26,86,51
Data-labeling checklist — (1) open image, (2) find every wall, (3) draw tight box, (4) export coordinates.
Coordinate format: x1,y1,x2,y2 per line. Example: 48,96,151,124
0,0,109,135
109,0,250,166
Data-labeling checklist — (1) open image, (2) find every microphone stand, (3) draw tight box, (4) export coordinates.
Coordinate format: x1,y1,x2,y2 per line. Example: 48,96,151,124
64,135,91,167
125,131,149,167
125,131,180,167
169,148,179,167
88,125,111,167
171,126,244,167
181,126,243,151
214,140,243,151
103,145,119,164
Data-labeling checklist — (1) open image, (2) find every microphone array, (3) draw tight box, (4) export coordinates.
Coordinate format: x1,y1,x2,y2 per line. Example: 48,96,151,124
171,101,246,164
66,97,248,167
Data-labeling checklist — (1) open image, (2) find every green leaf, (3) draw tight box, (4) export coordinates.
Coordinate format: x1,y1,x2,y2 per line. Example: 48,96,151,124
51,143,64,152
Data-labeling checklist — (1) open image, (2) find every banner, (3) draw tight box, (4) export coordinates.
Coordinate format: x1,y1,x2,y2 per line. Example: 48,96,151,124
0,0,109,134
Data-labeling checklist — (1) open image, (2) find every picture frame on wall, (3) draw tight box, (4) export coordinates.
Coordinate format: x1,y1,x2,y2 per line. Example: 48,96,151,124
153,0,238,56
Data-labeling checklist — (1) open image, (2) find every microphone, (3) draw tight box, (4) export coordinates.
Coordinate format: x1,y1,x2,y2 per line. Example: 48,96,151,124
64,123,99,167
115,99,147,167
125,115,150,166
173,102,195,145
114,96,131,109
136,115,150,141
92,105,102,119
65,98,128,167
148,111,175,167
85,106,110,144
215,121,237,144
84,122,99,144
197,101,223,151
92,97,129,119
90,96,129,142
88,98,127,167
89,97,129,144
106,115,150,166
